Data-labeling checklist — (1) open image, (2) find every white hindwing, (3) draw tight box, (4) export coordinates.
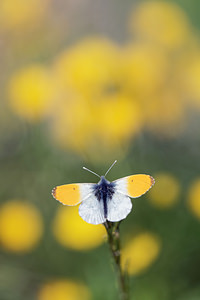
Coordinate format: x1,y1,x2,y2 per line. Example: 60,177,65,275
107,192,132,222
79,194,106,225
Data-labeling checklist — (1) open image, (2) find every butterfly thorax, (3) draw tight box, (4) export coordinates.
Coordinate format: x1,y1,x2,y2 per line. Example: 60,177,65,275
93,176,115,219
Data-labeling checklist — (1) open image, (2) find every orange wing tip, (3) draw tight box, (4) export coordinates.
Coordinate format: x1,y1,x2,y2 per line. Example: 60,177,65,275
150,176,155,187
51,186,67,205
52,187,57,199
51,184,82,206
127,174,155,198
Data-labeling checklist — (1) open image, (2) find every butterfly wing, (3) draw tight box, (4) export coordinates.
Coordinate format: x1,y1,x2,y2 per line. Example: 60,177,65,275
114,174,155,198
52,183,95,206
107,192,132,222
79,195,106,225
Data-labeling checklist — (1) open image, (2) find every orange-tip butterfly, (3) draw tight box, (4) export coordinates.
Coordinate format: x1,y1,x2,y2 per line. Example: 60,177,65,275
52,160,155,225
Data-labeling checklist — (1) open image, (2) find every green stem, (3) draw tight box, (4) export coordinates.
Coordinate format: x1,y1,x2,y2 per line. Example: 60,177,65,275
104,221,130,300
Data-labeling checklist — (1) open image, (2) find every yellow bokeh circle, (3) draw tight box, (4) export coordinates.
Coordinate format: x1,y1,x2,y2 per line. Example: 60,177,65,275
148,173,180,209
50,95,95,153
123,44,168,96
129,1,190,49
181,54,200,109
54,37,121,97
187,178,200,219
38,279,91,300
50,91,142,159
95,93,142,145
52,206,106,251
144,90,185,137
121,233,161,276
0,200,43,252
8,65,55,121
0,0,49,30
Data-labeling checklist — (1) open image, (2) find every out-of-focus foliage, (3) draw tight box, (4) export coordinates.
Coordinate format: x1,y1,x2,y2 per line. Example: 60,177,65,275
1,0,200,299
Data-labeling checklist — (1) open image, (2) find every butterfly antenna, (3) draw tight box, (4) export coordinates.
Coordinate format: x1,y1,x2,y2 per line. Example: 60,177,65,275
83,167,101,178
105,160,117,177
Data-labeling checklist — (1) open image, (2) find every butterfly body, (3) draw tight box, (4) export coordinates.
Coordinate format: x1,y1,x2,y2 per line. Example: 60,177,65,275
93,176,115,219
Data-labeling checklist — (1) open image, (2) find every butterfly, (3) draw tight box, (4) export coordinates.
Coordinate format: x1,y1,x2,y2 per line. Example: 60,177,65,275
52,160,155,225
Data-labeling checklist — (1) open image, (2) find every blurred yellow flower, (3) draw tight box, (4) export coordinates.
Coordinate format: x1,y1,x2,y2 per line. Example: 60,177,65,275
8,65,56,121
121,233,161,275
50,95,95,152
52,206,105,250
149,173,180,209
96,93,142,146
179,53,200,109
51,90,143,160
121,42,186,138
54,37,122,98
187,178,200,219
144,90,185,137
123,43,168,96
0,0,49,30
51,37,144,159
0,200,43,252
38,279,91,300
129,1,191,49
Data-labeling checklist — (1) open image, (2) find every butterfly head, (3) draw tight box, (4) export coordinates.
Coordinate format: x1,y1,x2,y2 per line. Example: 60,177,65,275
98,175,110,185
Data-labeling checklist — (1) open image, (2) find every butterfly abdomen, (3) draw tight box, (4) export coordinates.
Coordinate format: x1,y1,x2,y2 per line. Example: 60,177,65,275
94,177,115,219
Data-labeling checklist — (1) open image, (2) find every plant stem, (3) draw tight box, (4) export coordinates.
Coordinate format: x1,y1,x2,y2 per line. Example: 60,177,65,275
104,221,130,300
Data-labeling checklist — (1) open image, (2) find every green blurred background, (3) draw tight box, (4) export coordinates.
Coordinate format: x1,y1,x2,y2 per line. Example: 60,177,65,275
1,0,200,299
